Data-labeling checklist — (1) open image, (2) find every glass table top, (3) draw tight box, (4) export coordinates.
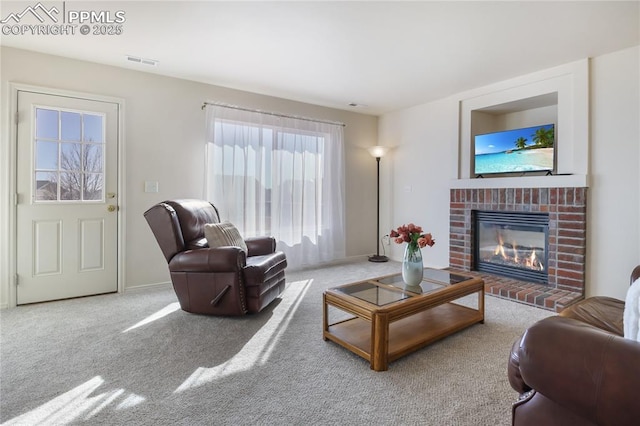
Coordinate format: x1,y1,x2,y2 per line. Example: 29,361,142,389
333,269,473,306
422,269,470,285
335,282,410,306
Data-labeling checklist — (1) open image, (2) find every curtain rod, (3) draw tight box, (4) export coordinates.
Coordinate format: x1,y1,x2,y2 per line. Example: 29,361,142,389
202,101,346,127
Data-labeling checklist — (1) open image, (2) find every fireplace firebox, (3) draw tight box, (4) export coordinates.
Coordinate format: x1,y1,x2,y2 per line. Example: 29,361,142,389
473,211,549,284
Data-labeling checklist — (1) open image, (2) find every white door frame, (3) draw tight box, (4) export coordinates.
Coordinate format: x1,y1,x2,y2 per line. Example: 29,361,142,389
4,83,126,308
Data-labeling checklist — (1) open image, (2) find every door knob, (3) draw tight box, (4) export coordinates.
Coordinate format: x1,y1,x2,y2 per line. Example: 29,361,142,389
107,205,117,212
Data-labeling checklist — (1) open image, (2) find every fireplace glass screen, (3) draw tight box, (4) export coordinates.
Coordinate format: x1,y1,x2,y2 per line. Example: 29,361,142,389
474,211,548,284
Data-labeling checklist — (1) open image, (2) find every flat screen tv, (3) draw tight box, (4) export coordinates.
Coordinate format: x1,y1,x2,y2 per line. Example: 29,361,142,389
474,124,555,176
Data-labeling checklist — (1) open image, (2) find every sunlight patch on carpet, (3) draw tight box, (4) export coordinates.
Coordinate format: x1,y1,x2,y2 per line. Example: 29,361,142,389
115,393,146,410
84,388,124,419
174,279,312,393
122,302,181,333
2,376,146,425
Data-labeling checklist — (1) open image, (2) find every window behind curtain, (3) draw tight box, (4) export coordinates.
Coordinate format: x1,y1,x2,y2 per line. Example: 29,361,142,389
205,105,346,269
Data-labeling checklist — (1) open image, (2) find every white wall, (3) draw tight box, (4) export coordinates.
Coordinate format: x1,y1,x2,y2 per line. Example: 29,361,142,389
380,46,640,299
498,105,557,132
379,98,459,268
588,46,640,298
0,47,379,307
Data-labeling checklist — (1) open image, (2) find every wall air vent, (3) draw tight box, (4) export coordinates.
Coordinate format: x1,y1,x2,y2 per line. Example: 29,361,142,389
126,55,158,67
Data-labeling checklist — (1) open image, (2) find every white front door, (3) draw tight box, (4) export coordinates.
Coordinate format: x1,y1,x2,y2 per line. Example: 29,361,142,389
16,91,119,304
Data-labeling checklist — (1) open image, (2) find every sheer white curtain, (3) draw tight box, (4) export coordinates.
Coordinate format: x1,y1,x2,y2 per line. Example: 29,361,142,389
205,104,346,269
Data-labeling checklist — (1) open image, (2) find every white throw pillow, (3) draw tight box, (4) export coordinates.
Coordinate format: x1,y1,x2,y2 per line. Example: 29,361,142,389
204,221,248,254
623,277,640,341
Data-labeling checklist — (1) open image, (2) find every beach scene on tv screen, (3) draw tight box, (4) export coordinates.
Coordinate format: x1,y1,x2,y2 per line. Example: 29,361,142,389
474,124,555,175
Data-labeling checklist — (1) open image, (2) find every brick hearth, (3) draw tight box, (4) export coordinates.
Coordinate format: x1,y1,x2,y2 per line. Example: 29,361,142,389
450,187,587,312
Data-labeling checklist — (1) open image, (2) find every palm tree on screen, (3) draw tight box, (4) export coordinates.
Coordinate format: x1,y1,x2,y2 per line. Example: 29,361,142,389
514,137,527,150
532,127,554,148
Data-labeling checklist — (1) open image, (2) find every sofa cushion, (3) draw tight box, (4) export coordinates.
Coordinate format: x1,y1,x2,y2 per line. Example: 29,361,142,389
204,221,248,254
559,296,624,336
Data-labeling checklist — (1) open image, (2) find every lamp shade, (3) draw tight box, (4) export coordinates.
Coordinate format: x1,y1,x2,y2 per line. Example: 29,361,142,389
368,145,388,158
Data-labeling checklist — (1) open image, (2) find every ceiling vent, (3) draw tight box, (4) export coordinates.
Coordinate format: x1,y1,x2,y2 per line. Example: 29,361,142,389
126,55,158,67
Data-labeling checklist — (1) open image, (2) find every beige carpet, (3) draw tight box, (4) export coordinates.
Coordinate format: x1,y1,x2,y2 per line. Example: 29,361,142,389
0,260,551,425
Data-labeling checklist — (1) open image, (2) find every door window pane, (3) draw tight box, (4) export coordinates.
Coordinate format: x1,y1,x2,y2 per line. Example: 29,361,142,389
35,172,58,200
83,114,104,142
84,145,103,172
36,109,59,139
36,141,58,170
61,111,81,141
60,172,81,200
60,143,82,171
83,174,103,200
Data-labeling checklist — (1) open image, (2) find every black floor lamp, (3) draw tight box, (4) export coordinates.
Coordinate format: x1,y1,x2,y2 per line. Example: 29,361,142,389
368,145,388,262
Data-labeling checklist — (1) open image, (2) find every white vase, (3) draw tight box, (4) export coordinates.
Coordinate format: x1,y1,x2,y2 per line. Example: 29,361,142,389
402,242,424,288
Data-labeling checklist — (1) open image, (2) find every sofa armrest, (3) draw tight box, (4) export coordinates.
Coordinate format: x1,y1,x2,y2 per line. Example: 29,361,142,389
507,338,531,395
168,247,246,272
245,236,276,257
517,316,640,425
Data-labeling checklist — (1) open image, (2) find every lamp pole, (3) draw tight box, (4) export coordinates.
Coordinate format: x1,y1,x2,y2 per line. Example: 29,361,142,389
368,146,388,262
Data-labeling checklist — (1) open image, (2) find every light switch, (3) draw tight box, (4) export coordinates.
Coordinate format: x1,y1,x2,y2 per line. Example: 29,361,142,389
144,181,159,193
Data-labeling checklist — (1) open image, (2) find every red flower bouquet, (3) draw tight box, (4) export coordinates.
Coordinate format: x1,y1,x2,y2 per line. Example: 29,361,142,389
390,223,435,249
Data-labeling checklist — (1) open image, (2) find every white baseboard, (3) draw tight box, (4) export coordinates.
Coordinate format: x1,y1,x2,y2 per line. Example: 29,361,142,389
287,254,401,272
125,281,172,293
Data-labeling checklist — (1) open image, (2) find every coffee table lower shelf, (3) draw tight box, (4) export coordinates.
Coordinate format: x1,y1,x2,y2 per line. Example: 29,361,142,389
325,303,483,369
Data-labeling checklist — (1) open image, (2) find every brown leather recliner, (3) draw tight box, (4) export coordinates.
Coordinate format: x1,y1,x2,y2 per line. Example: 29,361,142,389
144,199,287,316
507,265,640,426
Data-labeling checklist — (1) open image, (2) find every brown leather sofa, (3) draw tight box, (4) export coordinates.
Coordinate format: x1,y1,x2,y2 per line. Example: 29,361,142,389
508,265,640,426
144,199,287,316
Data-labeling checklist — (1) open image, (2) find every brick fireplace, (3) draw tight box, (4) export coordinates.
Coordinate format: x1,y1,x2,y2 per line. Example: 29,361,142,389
449,187,587,311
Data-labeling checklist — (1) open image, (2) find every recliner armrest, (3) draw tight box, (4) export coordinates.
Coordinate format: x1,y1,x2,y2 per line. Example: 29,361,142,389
245,236,277,257
517,316,640,425
169,247,246,272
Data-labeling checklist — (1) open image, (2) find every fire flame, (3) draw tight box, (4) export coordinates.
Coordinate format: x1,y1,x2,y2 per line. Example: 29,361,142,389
492,238,544,271
494,234,506,258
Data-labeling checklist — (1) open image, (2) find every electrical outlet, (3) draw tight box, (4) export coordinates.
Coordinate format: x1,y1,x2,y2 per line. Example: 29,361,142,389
144,181,159,193
382,235,391,245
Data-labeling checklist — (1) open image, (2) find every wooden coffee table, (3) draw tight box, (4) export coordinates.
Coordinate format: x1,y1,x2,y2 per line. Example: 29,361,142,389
322,268,484,371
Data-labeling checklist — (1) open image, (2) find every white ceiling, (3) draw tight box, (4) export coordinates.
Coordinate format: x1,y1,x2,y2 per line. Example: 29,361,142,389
1,1,639,115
